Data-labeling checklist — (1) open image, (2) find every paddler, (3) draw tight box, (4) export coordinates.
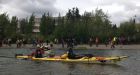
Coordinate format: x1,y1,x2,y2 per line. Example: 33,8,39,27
67,47,75,59
44,45,55,57
67,47,82,59
34,45,43,58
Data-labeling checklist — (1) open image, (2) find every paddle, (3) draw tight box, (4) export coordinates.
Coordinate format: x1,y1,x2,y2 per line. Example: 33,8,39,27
0,54,23,58
0,55,14,58
81,54,94,58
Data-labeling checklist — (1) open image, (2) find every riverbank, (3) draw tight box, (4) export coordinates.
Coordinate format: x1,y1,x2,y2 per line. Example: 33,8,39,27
0,44,140,50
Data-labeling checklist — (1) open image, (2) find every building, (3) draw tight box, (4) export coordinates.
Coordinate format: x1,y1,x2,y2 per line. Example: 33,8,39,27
33,17,58,34
17,17,59,37
33,18,40,33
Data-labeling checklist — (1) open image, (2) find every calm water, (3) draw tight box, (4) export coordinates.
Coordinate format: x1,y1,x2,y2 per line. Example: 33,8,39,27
0,48,140,75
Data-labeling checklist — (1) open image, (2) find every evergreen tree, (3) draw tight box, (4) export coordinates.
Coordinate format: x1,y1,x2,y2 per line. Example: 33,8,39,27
0,13,10,39
119,19,136,37
8,16,18,38
20,18,28,34
27,14,35,35
40,13,47,36
46,12,55,36
54,13,65,38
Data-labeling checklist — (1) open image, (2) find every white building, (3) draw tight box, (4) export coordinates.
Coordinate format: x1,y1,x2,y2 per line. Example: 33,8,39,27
33,18,40,33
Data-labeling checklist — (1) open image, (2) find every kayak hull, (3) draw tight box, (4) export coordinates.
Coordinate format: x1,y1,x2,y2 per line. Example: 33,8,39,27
16,55,128,64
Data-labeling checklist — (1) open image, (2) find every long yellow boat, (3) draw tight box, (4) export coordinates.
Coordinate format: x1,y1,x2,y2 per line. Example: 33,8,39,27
16,55,128,64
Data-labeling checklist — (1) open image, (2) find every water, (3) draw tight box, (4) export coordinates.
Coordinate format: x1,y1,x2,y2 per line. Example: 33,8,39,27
0,48,140,75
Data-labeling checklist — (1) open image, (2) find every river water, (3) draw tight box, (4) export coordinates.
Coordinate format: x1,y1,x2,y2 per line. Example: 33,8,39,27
0,48,140,75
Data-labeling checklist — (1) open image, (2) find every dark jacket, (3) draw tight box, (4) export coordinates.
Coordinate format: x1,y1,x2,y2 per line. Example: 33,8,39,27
67,48,76,59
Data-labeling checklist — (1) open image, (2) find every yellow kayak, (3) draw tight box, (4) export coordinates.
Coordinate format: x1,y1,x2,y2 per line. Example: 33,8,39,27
16,55,128,64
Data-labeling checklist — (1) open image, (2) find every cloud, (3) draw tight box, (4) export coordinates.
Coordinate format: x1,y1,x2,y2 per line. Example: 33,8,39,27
97,0,140,24
54,0,140,25
0,0,140,25
0,0,11,4
0,0,58,18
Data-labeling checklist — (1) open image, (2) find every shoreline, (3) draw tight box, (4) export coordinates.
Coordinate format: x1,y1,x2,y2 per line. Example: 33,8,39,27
0,44,140,50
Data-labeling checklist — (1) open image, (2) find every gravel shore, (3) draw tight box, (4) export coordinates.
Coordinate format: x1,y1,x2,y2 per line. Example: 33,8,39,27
0,44,140,50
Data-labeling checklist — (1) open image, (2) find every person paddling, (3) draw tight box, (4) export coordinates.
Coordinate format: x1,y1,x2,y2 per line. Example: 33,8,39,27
67,47,82,59
67,47,75,59
34,45,43,58
43,45,55,57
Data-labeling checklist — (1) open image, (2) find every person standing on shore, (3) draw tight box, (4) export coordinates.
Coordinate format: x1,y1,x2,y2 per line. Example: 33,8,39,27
8,38,11,46
113,37,117,45
111,38,115,48
61,38,65,48
105,39,108,47
0,39,2,47
89,37,93,47
95,37,99,47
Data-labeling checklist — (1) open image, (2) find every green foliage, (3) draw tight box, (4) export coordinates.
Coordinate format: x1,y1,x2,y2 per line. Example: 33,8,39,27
54,7,112,43
27,13,35,35
119,19,136,37
39,12,56,40
46,13,55,36
0,13,10,39
1,8,140,44
20,18,28,34
40,13,47,36
135,24,140,43
8,16,18,38
65,7,81,38
53,14,65,38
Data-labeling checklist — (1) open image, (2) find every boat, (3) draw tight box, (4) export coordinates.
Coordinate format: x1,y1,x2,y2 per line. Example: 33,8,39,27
15,54,128,64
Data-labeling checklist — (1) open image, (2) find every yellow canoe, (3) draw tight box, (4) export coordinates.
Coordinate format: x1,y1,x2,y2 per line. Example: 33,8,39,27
16,55,128,64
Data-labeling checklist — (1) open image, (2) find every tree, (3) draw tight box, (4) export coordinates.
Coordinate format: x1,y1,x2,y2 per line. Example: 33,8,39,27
40,13,47,36
91,8,112,42
54,7,112,43
45,12,55,36
77,11,91,43
119,19,136,37
65,7,81,38
0,13,10,39
8,16,18,38
54,13,65,39
20,18,28,34
27,13,35,35
135,23,140,43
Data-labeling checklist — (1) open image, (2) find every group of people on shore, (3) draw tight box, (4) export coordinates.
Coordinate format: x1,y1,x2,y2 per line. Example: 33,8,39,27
0,36,127,49
0,38,12,47
0,38,27,48
89,36,126,48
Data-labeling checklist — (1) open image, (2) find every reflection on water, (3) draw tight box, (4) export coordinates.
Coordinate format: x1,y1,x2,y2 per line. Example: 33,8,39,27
63,63,126,75
0,49,140,75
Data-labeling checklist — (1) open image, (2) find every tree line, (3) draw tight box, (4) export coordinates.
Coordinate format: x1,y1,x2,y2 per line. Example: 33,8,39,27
0,7,140,44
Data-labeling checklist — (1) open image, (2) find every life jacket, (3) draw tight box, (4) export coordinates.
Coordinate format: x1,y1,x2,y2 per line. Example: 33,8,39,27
35,49,43,58
61,53,68,59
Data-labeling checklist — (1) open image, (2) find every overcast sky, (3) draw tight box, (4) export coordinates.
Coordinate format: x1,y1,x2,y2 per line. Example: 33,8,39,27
0,0,140,25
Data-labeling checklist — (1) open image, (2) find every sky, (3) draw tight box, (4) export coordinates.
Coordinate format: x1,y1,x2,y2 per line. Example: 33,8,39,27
0,0,140,25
